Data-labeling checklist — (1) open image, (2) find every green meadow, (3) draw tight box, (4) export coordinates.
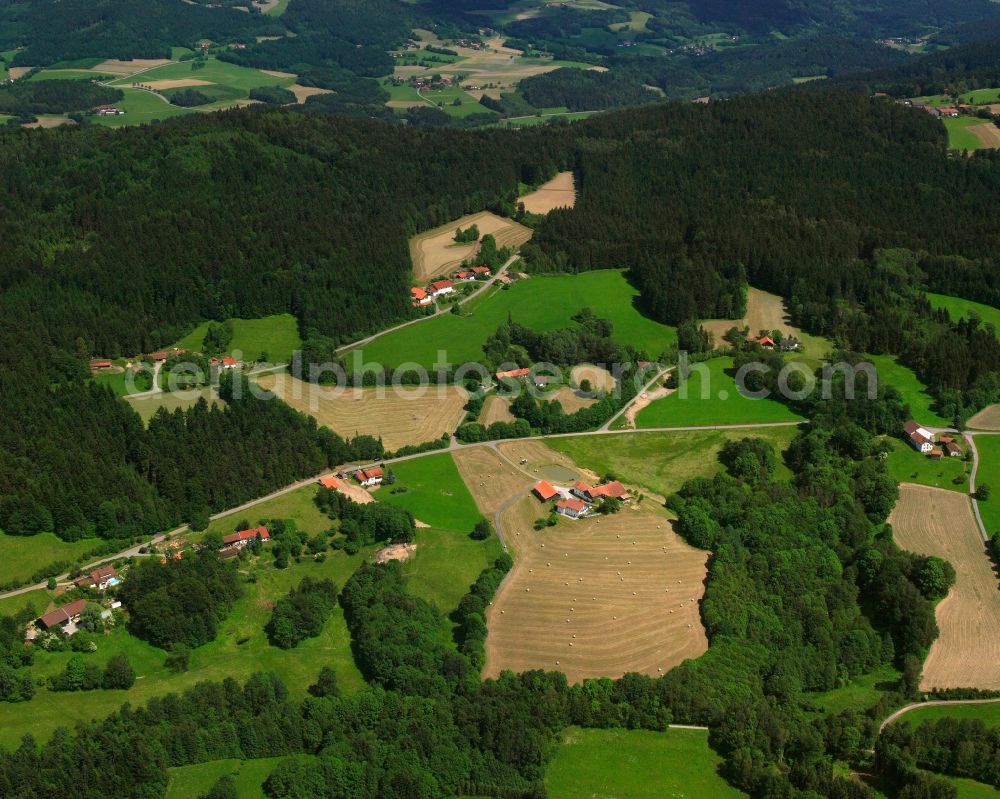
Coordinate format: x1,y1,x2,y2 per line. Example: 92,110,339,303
91,88,194,127
171,313,302,362
354,270,677,368
0,531,105,587
635,357,804,428
545,727,744,799
894,701,1000,728
200,483,332,542
547,427,799,498
166,756,310,799
959,87,1000,105
421,84,496,118
970,434,1000,536
0,587,56,619
810,664,902,714
943,116,987,151
28,69,115,82
499,110,598,127
948,776,1000,799
928,292,1000,335
866,354,949,427
109,56,294,96
884,437,968,493
378,453,482,531
403,526,502,615
126,387,225,423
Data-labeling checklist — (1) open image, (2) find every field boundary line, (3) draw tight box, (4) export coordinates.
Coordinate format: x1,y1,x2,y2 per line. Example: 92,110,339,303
879,697,1000,733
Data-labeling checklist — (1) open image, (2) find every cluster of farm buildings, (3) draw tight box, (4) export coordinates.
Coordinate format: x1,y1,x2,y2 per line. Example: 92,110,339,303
411,265,492,306
88,348,240,372
532,478,630,520
904,420,963,459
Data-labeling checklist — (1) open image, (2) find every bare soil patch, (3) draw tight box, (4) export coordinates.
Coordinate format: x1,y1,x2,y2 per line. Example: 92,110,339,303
8,67,32,80
94,59,172,75
484,497,709,683
261,69,296,78
453,446,534,514
889,483,1000,690
375,543,417,563
409,211,532,282
333,481,376,505
287,84,332,103
971,122,1000,149
480,395,516,426
967,404,1000,431
144,78,213,90
255,374,468,452
623,383,675,429
23,116,76,128
546,386,598,413
518,171,577,214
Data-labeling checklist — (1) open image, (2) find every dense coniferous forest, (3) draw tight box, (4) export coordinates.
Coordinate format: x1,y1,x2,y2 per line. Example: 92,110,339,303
0,79,123,116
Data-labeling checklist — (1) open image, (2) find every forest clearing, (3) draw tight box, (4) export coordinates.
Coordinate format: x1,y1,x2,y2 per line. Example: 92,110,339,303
254,374,468,452
408,211,532,282
518,171,577,213
484,496,709,683
888,484,1000,691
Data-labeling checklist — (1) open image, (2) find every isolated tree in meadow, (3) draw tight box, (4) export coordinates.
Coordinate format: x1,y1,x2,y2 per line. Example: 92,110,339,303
102,653,135,689
977,483,992,500
470,518,492,540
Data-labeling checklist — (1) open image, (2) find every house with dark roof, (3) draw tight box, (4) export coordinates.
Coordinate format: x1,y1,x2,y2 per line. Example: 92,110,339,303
37,599,88,632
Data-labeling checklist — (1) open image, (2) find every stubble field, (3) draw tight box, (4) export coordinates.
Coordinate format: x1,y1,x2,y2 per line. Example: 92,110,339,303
409,211,532,282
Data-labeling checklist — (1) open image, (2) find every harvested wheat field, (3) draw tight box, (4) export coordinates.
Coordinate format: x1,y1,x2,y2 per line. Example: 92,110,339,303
480,395,516,426
255,373,468,452
967,404,1000,430
972,122,1000,149
8,67,33,80
570,363,615,392
546,386,598,413
484,496,709,683
701,287,790,341
288,84,332,103
518,171,576,214
409,211,532,282
889,483,1000,691
497,439,593,484
95,59,172,75
453,446,533,514
144,78,213,90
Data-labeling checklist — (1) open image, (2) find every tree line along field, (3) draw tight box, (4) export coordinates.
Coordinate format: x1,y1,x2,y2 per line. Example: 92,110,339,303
170,313,302,363
633,357,804,428
353,269,677,368
866,353,951,427
165,756,313,799
970,433,1000,535
883,437,969,493
928,292,1000,335
0,531,104,587
545,727,744,799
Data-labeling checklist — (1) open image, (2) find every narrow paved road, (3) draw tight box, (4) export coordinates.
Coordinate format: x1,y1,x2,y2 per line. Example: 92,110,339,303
0,420,803,602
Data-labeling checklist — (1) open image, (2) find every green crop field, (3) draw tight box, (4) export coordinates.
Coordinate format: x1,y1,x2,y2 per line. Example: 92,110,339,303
545,727,745,799
171,314,302,362
378,453,483,531
928,292,1000,335
866,354,949,427
943,116,987,151
547,427,799,498
354,270,676,368
894,701,1000,728
166,755,313,799
884,437,968,492
635,357,804,428
0,531,105,587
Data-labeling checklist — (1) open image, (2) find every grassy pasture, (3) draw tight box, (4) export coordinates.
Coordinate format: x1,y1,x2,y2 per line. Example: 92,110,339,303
0,531,105,587
91,88,194,126
171,314,302,362
809,664,902,714
199,483,332,542
110,56,294,95
546,427,799,499
545,726,744,799
378,453,483,531
28,69,115,82
867,354,949,427
0,587,57,619
959,87,1000,105
354,270,677,368
420,84,494,117
403,526,502,615
166,756,309,799
884,437,968,493
895,702,1000,728
971,434,1000,536
943,116,988,151
635,357,804,428
928,292,1000,335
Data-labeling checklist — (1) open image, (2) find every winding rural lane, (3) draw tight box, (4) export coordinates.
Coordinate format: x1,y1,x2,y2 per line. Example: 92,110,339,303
0,420,802,602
